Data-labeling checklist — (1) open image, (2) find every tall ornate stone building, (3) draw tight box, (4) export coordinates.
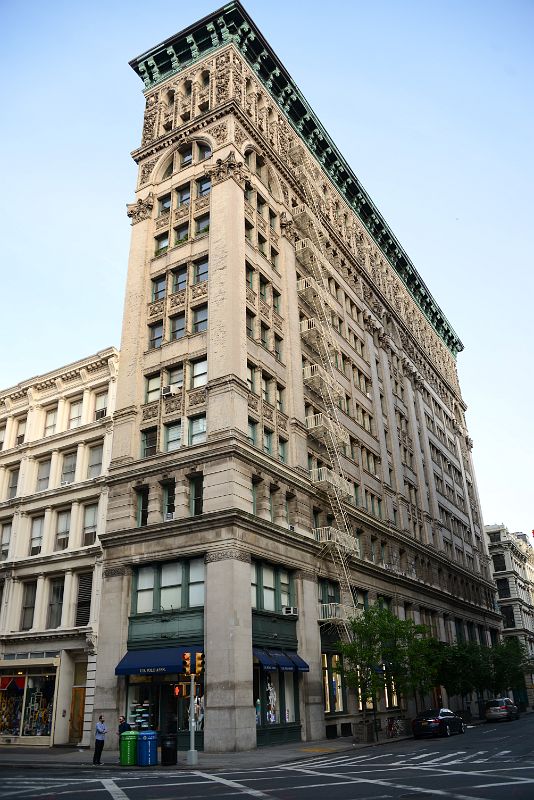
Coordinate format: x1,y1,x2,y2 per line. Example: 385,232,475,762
94,2,499,751
485,523,534,708
0,348,118,746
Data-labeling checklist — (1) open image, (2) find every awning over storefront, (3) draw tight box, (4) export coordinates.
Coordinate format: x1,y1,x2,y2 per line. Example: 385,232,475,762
115,646,202,676
253,647,310,672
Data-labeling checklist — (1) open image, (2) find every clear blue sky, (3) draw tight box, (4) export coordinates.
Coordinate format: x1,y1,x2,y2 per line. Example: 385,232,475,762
1,0,532,535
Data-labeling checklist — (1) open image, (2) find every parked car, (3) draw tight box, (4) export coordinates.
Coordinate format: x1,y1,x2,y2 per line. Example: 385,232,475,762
484,698,519,722
412,708,466,738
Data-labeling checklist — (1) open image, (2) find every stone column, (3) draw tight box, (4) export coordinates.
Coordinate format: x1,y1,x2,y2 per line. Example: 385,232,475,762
49,449,61,490
42,506,54,554
74,443,85,484
81,388,92,425
33,574,47,630
69,502,81,549
203,549,255,752
295,571,323,741
61,570,74,628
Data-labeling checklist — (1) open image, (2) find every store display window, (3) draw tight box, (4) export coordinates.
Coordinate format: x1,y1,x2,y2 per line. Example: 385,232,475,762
0,671,56,737
253,663,298,728
126,674,205,734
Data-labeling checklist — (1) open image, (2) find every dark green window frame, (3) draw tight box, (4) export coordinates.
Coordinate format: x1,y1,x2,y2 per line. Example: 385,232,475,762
251,561,293,613
132,558,205,614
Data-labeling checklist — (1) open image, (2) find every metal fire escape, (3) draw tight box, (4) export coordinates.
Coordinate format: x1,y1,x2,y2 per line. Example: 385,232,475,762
289,141,361,641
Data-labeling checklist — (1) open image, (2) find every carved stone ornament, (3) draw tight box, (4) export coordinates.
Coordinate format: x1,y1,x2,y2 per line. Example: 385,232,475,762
103,566,128,578
279,212,295,241
85,633,98,655
207,150,249,187
207,122,228,145
234,124,248,149
140,158,158,186
127,193,154,224
205,549,251,564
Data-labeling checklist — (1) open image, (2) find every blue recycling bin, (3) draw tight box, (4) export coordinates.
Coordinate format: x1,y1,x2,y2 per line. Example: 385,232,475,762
137,730,158,766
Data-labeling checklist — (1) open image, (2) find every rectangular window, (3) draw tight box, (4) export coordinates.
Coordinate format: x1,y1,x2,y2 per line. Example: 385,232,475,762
142,428,157,457
0,522,11,560
260,323,269,348
175,222,189,245
95,391,108,419
247,363,255,393
172,266,187,292
16,418,26,445
87,444,103,478
75,573,93,626
160,562,181,610
21,581,37,630
269,208,277,230
258,234,267,255
146,374,161,403
272,290,281,313
195,214,210,235
259,276,268,299
168,365,183,388
29,516,44,555
263,428,273,454
261,374,271,403
263,565,275,611
196,176,211,197
0,426,5,450
155,233,169,255
274,335,283,361
44,407,57,436
189,475,203,516
61,452,77,484
246,311,255,338
193,257,208,284
198,142,211,160
251,561,293,612
191,358,208,388
248,418,258,446
136,566,155,613
36,459,51,491
152,275,166,301
246,263,254,288
192,304,208,333
180,146,193,167
278,438,287,463
188,558,205,606
170,313,185,340
245,219,254,242
47,577,64,629
189,415,206,445
165,421,181,452
275,385,285,412
55,510,71,551
177,184,191,207
69,399,83,429
148,321,164,349
136,487,149,527
83,504,98,546
158,194,171,215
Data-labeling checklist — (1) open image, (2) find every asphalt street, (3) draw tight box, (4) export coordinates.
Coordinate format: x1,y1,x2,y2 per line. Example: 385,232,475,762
1,714,533,799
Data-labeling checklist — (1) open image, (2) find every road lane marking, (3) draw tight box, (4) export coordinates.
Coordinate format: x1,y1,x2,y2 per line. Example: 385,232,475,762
423,751,466,764
101,779,130,800
193,770,274,798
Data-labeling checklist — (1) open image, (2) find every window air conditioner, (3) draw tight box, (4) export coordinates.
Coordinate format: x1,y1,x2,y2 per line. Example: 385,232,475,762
164,512,175,521
161,386,179,398
282,606,298,617
60,480,71,486
289,524,295,531
95,408,107,420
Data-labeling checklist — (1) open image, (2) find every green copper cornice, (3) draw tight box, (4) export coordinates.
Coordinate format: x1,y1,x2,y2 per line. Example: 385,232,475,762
130,1,463,356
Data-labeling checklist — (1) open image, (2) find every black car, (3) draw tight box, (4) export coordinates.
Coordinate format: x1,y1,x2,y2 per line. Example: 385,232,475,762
412,708,466,738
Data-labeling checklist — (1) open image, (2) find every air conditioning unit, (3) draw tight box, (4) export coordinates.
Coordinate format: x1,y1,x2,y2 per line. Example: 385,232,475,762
60,480,71,486
95,408,107,420
164,512,175,521
289,524,295,531
161,385,179,398
282,606,298,617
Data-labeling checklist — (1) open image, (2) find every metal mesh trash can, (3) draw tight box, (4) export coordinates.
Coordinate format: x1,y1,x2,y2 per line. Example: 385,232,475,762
160,733,177,766
119,731,138,766
137,730,158,766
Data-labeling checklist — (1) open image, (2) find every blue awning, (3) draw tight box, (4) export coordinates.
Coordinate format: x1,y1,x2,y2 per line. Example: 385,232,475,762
253,647,310,672
115,646,202,676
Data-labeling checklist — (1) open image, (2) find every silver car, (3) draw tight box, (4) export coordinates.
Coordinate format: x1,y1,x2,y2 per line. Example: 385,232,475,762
484,698,519,722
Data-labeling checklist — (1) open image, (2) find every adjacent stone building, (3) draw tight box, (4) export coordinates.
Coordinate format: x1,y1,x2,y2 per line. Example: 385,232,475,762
485,523,534,708
91,2,499,752
0,349,118,746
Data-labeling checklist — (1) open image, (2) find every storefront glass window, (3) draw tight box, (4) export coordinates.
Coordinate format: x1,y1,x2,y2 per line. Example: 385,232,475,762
265,671,279,723
331,655,344,712
22,676,55,736
322,653,345,714
284,672,296,722
126,675,205,735
0,677,24,735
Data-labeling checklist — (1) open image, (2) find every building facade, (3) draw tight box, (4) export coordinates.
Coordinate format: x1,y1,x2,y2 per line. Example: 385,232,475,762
486,523,534,708
0,348,118,746
88,2,500,752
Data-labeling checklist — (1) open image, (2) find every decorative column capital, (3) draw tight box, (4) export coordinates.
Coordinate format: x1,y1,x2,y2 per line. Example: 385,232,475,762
207,151,250,188
126,193,154,224
205,548,250,564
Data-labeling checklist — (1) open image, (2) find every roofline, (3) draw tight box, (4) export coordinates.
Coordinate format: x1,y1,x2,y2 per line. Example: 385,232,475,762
129,1,463,356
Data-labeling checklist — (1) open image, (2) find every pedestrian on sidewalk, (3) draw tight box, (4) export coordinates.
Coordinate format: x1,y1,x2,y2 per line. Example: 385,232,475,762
93,715,108,765
117,715,131,735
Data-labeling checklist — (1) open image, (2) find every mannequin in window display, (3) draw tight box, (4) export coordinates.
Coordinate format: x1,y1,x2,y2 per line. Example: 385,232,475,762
266,674,277,724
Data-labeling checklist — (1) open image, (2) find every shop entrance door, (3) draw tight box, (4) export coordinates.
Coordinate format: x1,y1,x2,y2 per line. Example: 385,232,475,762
69,687,85,743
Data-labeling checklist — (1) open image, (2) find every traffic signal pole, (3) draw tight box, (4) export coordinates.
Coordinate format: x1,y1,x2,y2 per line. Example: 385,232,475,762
186,672,198,766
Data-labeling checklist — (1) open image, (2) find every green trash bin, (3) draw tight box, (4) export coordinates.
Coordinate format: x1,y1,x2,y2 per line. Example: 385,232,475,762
120,730,139,766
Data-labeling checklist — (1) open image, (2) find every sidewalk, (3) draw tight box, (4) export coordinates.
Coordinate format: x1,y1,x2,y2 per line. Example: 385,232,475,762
0,732,404,772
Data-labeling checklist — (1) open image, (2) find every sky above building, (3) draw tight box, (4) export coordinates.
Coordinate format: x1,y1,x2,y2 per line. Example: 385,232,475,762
1,0,532,535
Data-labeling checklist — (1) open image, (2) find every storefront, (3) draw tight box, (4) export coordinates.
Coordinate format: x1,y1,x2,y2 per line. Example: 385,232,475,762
115,646,204,750
0,668,57,743
253,647,309,746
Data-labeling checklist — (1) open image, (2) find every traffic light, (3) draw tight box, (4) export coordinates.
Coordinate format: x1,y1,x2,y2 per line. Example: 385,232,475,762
195,652,205,675
182,652,191,675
